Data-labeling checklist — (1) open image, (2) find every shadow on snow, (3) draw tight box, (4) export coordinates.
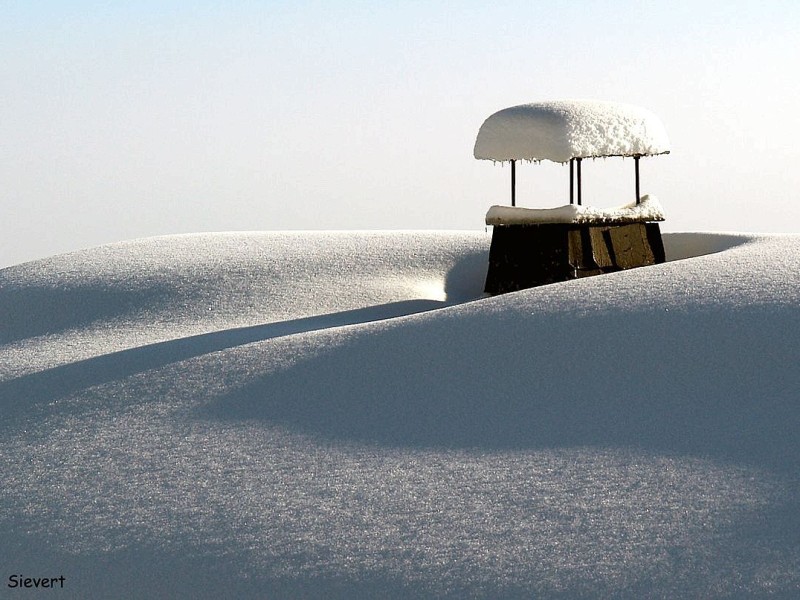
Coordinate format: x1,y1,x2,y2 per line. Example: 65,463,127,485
199,303,800,474
0,299,447,420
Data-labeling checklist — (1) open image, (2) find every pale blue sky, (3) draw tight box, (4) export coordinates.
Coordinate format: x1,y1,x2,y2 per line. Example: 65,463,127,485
2,1,799,267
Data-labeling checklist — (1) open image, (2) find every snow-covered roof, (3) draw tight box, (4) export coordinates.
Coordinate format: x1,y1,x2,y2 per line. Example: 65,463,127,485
5,231,800,598
485,194,665,226
474,100,670,163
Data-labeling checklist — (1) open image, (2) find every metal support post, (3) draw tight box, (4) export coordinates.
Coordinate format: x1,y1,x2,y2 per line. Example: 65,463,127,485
511,159,516,206
569,159,574,204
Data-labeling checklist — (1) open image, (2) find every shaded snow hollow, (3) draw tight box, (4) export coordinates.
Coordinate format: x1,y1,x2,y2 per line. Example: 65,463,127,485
473,99,671,163
2,231,800,599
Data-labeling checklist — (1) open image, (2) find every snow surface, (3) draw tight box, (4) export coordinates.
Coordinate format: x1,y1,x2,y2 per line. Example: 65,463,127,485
485,194,665,225
474,100,671,163
2,231,800,599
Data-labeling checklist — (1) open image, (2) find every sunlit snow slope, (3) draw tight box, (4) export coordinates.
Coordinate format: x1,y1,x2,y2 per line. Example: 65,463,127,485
1,231,799,599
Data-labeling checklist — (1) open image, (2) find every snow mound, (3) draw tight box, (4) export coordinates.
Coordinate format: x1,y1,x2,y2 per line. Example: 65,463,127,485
485,194,665,225
3,231,800,599
474,100,671,163
0,231,490,379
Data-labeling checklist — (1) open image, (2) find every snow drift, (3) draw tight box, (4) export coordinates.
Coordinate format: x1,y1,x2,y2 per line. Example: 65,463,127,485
1,231,799,599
